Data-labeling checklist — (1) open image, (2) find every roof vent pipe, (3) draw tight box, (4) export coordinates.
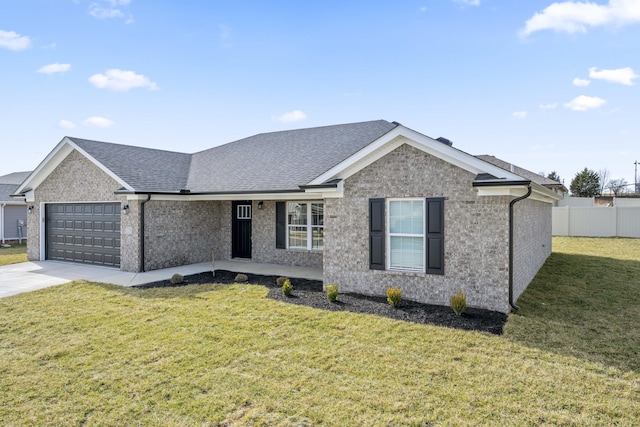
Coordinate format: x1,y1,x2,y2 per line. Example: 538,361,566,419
436,137,453,146
510,164,515,173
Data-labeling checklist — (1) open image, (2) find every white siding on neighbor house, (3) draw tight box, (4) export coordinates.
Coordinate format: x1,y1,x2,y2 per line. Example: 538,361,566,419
556,197,595,207
3,205,28,240
552,206,640,238
614,198,640,207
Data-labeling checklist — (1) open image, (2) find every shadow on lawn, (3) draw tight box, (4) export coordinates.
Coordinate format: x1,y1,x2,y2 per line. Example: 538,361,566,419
504,252,640,373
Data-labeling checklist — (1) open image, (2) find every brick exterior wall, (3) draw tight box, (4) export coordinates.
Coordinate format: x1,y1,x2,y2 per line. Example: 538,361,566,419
324,143,517,313
27,150,129,263
29,144,551,310
512,198,552,301
142,200,222,270
251,200,323,269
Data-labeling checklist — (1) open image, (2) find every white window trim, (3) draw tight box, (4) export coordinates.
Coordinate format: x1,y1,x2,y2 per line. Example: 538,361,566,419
286,201,324,251
237,204,251,220
386,198,426,273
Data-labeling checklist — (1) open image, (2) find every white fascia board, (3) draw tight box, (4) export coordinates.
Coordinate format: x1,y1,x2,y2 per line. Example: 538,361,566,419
475,182,561,203
15,139,73,194
24,190,35,203
308,125,526,186
15,137,133,194
123,188,343,202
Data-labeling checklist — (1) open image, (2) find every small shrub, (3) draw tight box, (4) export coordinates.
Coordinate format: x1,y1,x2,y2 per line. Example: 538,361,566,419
387,287,402,307
326,284,338,302
234,273,249,283
276,276,288,287
450,289,467,316
170,273,184,285
282,279,293,297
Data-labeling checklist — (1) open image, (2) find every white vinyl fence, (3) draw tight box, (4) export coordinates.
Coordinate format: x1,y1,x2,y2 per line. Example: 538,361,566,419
552,206,640,238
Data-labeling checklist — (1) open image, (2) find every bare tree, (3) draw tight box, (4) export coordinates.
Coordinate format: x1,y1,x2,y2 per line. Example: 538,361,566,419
598,169,610,194
607,178,628,196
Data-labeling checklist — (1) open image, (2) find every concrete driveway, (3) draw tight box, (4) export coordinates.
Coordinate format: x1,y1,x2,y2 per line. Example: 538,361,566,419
0,261,212,299
0,259,322,299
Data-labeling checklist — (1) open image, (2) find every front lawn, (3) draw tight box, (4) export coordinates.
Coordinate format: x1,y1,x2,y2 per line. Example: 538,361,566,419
0,242,27,266
0,237,638,426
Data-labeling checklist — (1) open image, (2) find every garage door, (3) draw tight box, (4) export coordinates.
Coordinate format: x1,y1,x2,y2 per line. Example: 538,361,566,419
46,203,121,267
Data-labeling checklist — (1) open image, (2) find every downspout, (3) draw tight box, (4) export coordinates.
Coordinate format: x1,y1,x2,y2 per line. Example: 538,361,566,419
509,185,532,311
139,194,151,272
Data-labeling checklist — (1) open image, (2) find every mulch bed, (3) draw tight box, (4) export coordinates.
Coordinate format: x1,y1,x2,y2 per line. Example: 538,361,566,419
137,270,507,335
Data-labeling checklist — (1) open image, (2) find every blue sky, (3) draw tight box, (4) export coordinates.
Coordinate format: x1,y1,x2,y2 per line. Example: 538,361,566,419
2,0,639,191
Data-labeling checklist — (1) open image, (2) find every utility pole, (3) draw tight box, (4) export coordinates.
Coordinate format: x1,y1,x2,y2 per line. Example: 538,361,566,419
636,160,639,194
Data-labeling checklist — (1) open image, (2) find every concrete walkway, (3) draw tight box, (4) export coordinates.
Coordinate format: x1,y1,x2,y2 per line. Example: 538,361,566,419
0,259,322,299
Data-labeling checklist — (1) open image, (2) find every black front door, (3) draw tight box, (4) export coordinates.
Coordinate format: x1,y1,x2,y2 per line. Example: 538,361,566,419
232,201,252,258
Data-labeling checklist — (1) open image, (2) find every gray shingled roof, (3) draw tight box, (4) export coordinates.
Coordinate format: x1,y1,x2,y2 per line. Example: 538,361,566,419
186,120,397,193
69,138,192,192
67,121,397,193
0,171,31,185
475,155,563,188
0,184,20,202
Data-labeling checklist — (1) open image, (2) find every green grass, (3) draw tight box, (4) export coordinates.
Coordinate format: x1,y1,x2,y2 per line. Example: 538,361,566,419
0,243,27,266
504,237,640,373
0,238,639,426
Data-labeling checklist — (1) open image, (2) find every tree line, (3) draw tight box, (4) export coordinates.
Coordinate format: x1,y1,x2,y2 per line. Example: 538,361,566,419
546,169,633,197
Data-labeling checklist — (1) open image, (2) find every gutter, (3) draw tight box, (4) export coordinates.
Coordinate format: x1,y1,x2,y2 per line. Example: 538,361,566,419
140,194,151,272
509,185,532,311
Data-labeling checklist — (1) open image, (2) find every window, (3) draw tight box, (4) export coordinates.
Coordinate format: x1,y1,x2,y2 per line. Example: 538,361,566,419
237,204,251,219
388,199,424,271
369,197,444,274
287,201,324,250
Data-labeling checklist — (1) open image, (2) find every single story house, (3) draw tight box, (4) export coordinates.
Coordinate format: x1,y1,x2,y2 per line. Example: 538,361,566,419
1,171,30,244
15,120,562,312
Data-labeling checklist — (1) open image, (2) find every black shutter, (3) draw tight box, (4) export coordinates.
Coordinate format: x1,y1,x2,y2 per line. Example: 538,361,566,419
276,202,286,249
369,198,385,270
426,197,444,275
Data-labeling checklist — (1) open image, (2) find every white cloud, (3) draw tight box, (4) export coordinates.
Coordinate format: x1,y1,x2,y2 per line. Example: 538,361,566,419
564,95,606,111
589,67,639,85
89,69,158,91
276,110,307,123
512,111,528,119
0,30,31,51
38,63,71,75
573,77,591,86
58,120,76,129
83,116,114,128
454,0,480,6
89,0,133,23
521,0,640,36
539,103,558,110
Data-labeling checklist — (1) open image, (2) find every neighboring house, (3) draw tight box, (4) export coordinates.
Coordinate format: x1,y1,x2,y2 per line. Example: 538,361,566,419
475,155,568,196
0,171,30,244
15,120,562,313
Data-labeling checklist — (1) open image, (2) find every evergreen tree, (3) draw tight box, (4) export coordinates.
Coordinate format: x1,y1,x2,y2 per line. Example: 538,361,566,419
547,171,561,183
570,168,600,197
